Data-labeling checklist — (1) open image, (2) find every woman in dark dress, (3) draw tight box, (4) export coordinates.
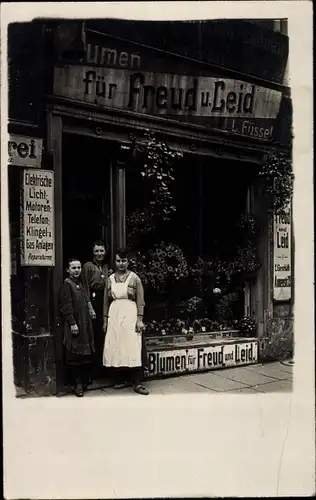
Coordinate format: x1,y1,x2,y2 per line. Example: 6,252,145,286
82,240,110,377
60,258,95,397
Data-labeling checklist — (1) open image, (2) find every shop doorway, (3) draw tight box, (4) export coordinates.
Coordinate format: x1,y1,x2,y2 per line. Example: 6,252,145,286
62,134,113,268
58,133,114,389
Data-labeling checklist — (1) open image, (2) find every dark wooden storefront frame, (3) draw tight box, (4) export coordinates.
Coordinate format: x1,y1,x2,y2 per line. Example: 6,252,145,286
46,107,128,390
46,96,286,392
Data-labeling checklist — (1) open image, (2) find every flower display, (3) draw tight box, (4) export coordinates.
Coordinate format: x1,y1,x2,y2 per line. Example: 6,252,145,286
126,208,153,237
144,316,236,336
125,130,263,340
237,316,257,336
179,296,203,314
230,241,260,276
259,152,294,214
129,241,189,291
237,214,257,236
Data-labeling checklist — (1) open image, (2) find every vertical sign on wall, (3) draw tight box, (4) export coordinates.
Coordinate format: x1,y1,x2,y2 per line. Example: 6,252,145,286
20,169,55,266
273,204,291,301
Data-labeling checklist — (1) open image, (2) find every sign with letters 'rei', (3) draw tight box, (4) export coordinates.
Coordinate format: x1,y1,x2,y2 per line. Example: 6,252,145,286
8,135,43,168
273,205,291,301
145,341,258,377
20,169,55,266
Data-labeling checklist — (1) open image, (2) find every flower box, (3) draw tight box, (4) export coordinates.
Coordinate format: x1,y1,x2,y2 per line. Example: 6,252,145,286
145,329,241,348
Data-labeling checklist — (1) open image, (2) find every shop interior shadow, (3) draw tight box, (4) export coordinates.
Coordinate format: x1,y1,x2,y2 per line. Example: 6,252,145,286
62,133,112,268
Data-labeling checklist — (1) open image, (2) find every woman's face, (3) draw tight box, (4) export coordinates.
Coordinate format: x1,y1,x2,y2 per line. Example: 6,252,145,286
67,260,81,279
93,245,106,263
115,254,128,272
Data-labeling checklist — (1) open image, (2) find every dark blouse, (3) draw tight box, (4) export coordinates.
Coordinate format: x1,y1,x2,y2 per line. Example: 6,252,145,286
81,260,109,299
60,277,95,356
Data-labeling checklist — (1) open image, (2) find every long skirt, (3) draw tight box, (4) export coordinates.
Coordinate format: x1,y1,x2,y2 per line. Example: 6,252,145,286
103,298,142,368
91,291,106,368
64,349,93,386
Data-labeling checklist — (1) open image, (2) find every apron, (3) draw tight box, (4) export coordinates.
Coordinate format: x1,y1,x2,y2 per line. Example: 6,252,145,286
103,272,142,368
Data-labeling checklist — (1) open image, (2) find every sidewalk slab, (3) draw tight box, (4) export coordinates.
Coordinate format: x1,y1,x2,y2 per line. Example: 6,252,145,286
60,361,294,397
253,379,293,393
85,379,215,396
149,379,216,394
182,372,248,392
84,388,109,397
245,362,293,381
279,364,294,376
226,387,263,394
214,367,276,387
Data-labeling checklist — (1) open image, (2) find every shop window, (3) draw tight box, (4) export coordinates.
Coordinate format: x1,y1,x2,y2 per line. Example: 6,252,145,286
126,154,259,337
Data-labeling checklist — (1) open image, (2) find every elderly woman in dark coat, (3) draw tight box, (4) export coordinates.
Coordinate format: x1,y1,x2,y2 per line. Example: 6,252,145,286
60,258,95,397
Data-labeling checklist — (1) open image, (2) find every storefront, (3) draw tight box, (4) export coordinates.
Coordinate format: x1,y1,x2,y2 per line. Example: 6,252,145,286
8,20,293,395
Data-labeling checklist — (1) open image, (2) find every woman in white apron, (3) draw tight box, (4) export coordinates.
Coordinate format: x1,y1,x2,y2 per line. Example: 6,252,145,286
102,248,149,395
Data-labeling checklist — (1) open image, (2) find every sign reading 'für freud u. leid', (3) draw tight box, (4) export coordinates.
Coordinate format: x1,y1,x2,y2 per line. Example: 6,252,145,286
273,205,291,301
20,169,55,266
54,66,282,140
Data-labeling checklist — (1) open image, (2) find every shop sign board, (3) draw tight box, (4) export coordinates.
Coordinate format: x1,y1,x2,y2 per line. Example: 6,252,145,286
8,134,43,168
145,340,258,377
83,20,288,84
20,169,55,266
273,205,292,301
54,66,282,141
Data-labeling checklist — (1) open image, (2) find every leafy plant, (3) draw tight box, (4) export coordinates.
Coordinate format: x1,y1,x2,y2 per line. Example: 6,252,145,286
259,151,294,214
144,316,234,337
237,316,257,337
129,242,189,293
127,130,183,229
236,213,258,239
230,241,261,277
179,296,203,315
124,132,264,336
260,334,293,362
215,292,240,323
126,208,154,238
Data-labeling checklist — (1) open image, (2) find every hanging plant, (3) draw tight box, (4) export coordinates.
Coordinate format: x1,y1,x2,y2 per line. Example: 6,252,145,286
126,208,153,238
236,213,257,238
132,129,183,221
236,316,257,337
259,151,294,214
231,241,261,277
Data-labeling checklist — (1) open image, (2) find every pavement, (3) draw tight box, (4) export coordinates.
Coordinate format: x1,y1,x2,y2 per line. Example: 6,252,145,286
80,360,293,397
